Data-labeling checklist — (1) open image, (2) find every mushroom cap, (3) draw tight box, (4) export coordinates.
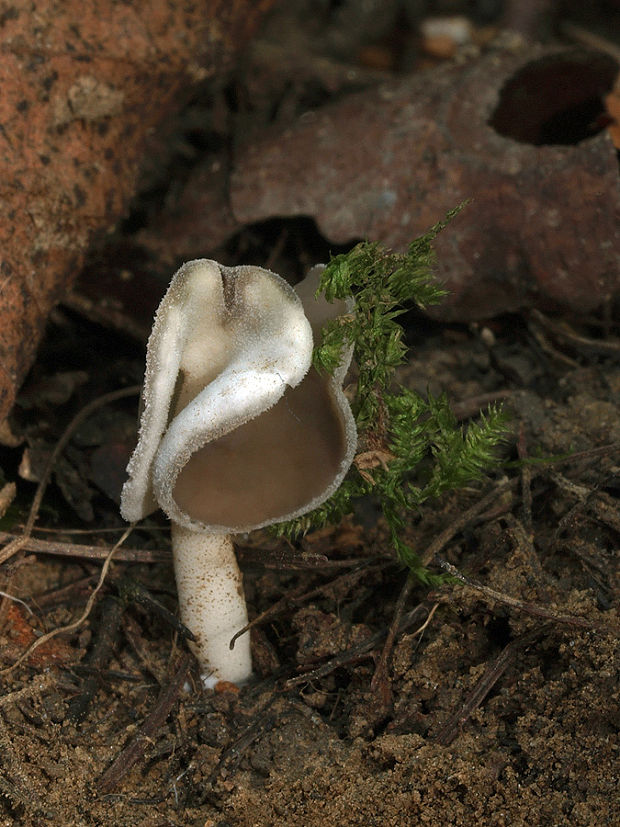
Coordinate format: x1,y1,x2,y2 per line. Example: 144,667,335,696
121,259,356,533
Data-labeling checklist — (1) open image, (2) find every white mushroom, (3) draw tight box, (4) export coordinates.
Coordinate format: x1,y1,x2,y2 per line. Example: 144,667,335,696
121,260,356,687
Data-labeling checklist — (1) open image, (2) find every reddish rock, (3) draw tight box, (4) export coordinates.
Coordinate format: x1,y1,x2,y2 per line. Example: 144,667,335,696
0,0,274,424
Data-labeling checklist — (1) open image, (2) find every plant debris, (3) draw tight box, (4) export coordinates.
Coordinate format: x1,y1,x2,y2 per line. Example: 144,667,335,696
0,2,618,824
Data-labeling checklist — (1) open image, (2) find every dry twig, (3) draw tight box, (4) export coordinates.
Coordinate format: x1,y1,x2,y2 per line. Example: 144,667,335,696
370,574,413,709
421,478,515,566
97,652,192,794
0,483,16,519
66,595,126,723
0,525,133,677
285,602,434,688
205,696,278,789
529,309,620,359
230,562,386,651
432,625,550,746
0,532,168,564
452,391,513,422
0,385,140,568
435,557,614,635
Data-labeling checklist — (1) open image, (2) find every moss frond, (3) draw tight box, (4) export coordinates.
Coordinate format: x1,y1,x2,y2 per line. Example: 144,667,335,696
277,208,508,581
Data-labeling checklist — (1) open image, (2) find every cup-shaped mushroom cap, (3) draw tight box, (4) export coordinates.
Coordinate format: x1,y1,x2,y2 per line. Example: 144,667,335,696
121,259,357,533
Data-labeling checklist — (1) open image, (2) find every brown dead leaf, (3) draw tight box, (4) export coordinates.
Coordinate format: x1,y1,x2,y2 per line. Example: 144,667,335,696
355,449,396,471
231,46,620,320
354,449,396,483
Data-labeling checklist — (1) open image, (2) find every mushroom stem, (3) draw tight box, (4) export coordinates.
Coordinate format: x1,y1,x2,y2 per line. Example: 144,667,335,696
170,524,251,687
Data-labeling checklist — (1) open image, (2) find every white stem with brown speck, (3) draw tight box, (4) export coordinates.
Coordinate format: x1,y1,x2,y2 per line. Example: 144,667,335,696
171,524,251,688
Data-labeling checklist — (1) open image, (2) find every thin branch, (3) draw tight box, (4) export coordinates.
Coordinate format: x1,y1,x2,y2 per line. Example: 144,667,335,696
421,443,620,570
0,524,133,677
97,652,192,793
432,625,549,746
205,696,278,787
0,590,33,615
559,20,620,62
530,308,620,357
230,562,385,650
236,544,369,570
370,574,413,708
285,602,434,688
0,532,169,563
0,385,140,568
452,391,513,422
435,557,614,635
0,482,16,519
421,478,515,566
117,577,195,640
0,531,373,569
66,595,126,723
229,584,309,651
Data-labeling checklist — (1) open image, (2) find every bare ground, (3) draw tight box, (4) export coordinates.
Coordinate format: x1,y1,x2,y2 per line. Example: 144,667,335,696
0,294,617,825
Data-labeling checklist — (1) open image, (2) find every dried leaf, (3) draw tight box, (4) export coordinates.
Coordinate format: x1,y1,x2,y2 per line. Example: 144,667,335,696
231,46,620,320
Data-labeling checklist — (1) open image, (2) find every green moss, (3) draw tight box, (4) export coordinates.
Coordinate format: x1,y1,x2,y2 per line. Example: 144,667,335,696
276,208,508,582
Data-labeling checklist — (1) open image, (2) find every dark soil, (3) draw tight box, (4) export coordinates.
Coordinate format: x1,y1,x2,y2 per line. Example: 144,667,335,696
0,298,617,826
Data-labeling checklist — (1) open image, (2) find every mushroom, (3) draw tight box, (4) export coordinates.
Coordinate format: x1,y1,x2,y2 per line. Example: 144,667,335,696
120,260,356,687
